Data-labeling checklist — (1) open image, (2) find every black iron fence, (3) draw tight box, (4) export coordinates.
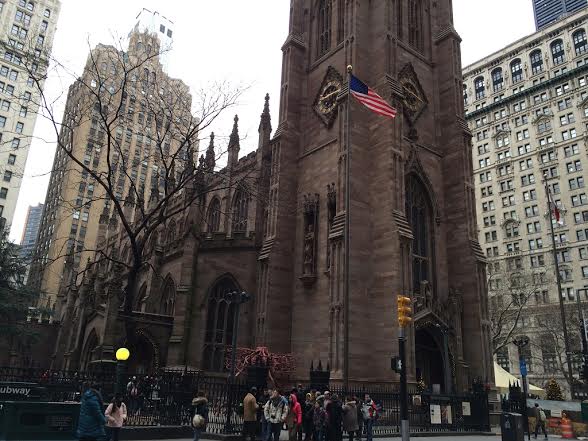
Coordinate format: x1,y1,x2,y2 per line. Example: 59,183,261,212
0,367,489,434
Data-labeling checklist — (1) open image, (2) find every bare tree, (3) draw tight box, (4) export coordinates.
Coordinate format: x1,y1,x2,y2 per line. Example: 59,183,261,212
25,32,254,343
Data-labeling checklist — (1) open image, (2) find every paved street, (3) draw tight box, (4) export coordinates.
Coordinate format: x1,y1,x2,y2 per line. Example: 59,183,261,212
140,437,503,441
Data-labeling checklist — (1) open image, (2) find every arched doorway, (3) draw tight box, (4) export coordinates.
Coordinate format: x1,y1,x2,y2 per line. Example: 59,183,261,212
415,327,445,392
127,332,159,374
80,330,99,371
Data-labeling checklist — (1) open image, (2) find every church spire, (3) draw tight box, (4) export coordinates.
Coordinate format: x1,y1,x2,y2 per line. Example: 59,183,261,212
228,115,240,168
205,132,216,171
259,93,271,133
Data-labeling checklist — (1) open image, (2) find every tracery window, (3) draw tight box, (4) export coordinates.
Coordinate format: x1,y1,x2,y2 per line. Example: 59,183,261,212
408,0,423,52
202,278,238,372
406,174,435,296
232,189,248,233
160,277,176,316
207,197,221,233
318,0,331,57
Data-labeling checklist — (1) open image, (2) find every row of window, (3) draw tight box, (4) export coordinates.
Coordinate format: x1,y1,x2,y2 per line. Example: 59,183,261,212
467,29,588,103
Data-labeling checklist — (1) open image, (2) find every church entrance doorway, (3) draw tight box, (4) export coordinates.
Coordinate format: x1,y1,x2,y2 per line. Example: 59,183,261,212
415,327,445,393
128,334,158,374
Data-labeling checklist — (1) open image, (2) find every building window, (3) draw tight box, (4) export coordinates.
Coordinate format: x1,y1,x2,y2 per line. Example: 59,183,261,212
11,138,20,149
491,68,503,92
530,49,543,74
463,84,468,106
207,197,221,233
551,39,565,65
3,171,12,182
7,154,16,165
160,277,176,316
474,76,485,100
510,58,523,83
0,187,7,199
15,122,23,134
40,20,48,33
231,188,249,233
574,29,588,56
408,0,423,52
202,277,239,372
496,346,510,372
406,174,435,296
317,0,332,57
44,8,50,18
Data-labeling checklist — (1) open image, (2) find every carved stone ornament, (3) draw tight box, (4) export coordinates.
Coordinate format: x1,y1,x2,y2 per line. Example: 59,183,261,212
398,63,428,124
300,193,320,288
313,66,344,128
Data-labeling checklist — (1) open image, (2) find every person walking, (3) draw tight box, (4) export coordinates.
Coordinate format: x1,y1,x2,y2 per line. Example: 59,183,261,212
264,389,289,441
342,397,359,441
105,393,127,441
532,403,548,439
313,397,327,441
76,382,106,441
303,393,315,441
126,377,139,415
361,394,377,441
259,388,272,441
243,387,259,441
326,394,343,441
191,391,209,441
287,393,303,441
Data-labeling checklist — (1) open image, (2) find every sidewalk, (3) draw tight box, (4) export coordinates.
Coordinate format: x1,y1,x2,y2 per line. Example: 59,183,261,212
140,437,501,441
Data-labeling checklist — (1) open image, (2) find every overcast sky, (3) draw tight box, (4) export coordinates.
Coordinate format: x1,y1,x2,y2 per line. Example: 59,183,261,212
8,0,536,241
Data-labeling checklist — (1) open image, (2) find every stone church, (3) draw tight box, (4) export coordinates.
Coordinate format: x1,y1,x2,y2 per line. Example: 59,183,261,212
53,0,493,391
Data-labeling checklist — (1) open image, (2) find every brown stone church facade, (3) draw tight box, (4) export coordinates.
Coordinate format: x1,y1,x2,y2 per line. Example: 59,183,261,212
52,0,493,391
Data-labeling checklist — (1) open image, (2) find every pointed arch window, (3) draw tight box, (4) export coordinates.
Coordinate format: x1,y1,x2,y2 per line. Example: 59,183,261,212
166,220,176,244
551,39,565,65
574,29,587,55
408,0,423,52
337,0,344,43
232,189,248,233
510,58,523,84
203,278,238,372
160,277,176,316
207,197,221,233
318,0,331,57
491,68,504,92
406,174,435,296
530,50,543,75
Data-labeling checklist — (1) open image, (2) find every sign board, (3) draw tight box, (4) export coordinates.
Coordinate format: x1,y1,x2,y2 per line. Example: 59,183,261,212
551,409,562,418
0,382,43,400
412,395,422,406
441,404,452,424
462,401,471,416
519,360,528,376
430,404,441,424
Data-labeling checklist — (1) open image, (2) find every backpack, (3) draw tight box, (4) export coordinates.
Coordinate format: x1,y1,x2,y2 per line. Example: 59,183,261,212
539,410,546,421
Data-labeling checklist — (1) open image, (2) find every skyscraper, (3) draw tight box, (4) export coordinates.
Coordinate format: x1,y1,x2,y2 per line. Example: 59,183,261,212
29,16,192,310
533,0,587,29
0,0,60,232
20,202,43,258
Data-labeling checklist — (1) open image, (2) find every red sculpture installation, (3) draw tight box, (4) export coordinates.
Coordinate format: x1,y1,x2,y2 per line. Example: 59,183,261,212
225,346,295,386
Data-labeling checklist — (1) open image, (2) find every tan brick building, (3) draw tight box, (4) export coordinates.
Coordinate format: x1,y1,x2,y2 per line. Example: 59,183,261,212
51,1,492,389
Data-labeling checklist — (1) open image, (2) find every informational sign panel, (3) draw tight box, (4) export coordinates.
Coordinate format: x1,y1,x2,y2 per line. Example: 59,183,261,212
441,404,452,424
462,401,471,416
430,404,441,424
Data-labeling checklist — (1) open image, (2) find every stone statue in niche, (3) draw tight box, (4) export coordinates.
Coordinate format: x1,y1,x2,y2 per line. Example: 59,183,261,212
300,193,319,288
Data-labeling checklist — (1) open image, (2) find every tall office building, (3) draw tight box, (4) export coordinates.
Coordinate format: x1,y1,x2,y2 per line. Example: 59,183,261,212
464,8,588,395
533,0,587,29
29,18,192,308
0,0,60,231
19,202,42,258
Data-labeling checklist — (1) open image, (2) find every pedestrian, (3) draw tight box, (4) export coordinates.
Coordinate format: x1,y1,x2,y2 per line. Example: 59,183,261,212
354,395,363,441
126,376,138,415
243,387,259,441
361,394,377,441
264,389,289,441
326,394,343,441
105,393,127,441
532,403,548,439
287,392,302,441
303,393,315,441
313,398,327,441
260,388,272,441
296,385,305,441
191,390,209,441
76,382,106,441
342,396,359,441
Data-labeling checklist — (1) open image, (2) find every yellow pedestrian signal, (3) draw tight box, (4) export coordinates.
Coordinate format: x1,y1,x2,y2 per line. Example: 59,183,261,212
397,296,412,328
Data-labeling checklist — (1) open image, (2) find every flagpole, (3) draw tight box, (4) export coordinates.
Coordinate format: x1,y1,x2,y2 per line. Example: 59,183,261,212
544,180,575,390
343,65,352,390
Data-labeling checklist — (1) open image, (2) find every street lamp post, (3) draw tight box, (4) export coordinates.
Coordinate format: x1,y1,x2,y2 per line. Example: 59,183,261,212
513,336,530,441
115,347,130,396
224,290,251,433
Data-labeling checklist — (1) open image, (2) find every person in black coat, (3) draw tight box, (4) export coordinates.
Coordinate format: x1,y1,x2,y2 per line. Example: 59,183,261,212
326,394,343,441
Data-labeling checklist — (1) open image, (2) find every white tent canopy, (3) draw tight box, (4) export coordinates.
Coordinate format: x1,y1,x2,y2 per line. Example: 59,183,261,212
494,362,546,398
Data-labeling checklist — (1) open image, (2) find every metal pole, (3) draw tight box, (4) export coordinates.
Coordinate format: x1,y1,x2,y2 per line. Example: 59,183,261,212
225,295,241,434
544,181,575,390
520,363,530,441
399,327,410,441
343,65,352,390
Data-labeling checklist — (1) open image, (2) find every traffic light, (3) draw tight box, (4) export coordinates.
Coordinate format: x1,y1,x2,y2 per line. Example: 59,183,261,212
397,295,412,328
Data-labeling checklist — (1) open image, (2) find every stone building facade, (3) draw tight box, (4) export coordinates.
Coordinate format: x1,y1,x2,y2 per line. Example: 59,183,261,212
52,0,492,389
463,7,588,395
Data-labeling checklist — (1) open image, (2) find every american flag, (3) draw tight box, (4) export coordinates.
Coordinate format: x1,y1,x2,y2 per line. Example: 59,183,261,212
546,186,561,222
349,74,397,118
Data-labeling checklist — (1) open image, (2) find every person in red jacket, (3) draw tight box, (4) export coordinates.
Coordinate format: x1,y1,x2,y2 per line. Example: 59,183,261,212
288,393,302,441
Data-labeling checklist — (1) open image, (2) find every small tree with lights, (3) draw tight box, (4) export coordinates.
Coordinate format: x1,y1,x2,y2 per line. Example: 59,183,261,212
545,378,564,401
